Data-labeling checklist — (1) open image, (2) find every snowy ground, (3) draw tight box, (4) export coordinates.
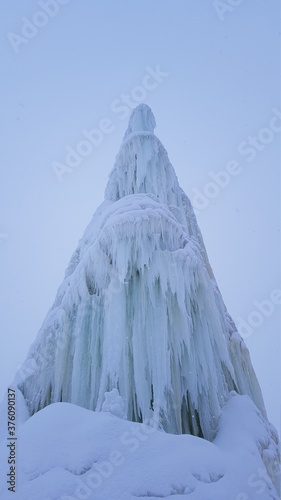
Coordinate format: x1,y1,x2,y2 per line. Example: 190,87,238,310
0,391,279,500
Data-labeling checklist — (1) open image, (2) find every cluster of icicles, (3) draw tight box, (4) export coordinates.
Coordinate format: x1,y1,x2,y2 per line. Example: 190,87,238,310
17,104,266,441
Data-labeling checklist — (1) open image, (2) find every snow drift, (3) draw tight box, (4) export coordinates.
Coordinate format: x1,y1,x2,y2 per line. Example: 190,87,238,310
0,392,279,499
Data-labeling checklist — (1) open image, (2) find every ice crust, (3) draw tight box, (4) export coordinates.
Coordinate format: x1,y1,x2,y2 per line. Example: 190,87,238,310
13,105,268,442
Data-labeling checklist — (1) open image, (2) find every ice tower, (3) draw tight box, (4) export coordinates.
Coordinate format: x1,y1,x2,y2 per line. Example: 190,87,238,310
16,104,267,441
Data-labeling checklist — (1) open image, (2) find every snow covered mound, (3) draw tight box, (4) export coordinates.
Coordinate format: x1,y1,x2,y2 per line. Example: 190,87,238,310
0,393,279,500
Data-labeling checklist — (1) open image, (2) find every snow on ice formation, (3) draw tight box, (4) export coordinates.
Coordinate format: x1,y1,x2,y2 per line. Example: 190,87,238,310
2,104,279,497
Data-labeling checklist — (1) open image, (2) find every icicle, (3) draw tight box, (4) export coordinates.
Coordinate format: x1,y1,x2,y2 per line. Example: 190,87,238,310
16,104,266,442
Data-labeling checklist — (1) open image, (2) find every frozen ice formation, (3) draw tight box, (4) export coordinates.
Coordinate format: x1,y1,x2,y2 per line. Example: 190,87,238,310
123,102,156,137
15,104,269,443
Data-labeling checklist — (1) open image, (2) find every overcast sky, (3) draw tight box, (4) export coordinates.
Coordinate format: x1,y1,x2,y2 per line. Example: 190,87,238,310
0,1,280,432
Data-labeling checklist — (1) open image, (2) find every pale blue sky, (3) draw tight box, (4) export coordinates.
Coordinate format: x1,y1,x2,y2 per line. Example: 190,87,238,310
0,1,280,431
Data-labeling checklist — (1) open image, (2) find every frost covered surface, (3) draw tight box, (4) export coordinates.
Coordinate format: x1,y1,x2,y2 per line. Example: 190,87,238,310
0,393,279,499
5,104,279,493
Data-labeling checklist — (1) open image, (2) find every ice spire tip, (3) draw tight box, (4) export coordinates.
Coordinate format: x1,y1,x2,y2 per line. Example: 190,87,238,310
124,104,156,138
